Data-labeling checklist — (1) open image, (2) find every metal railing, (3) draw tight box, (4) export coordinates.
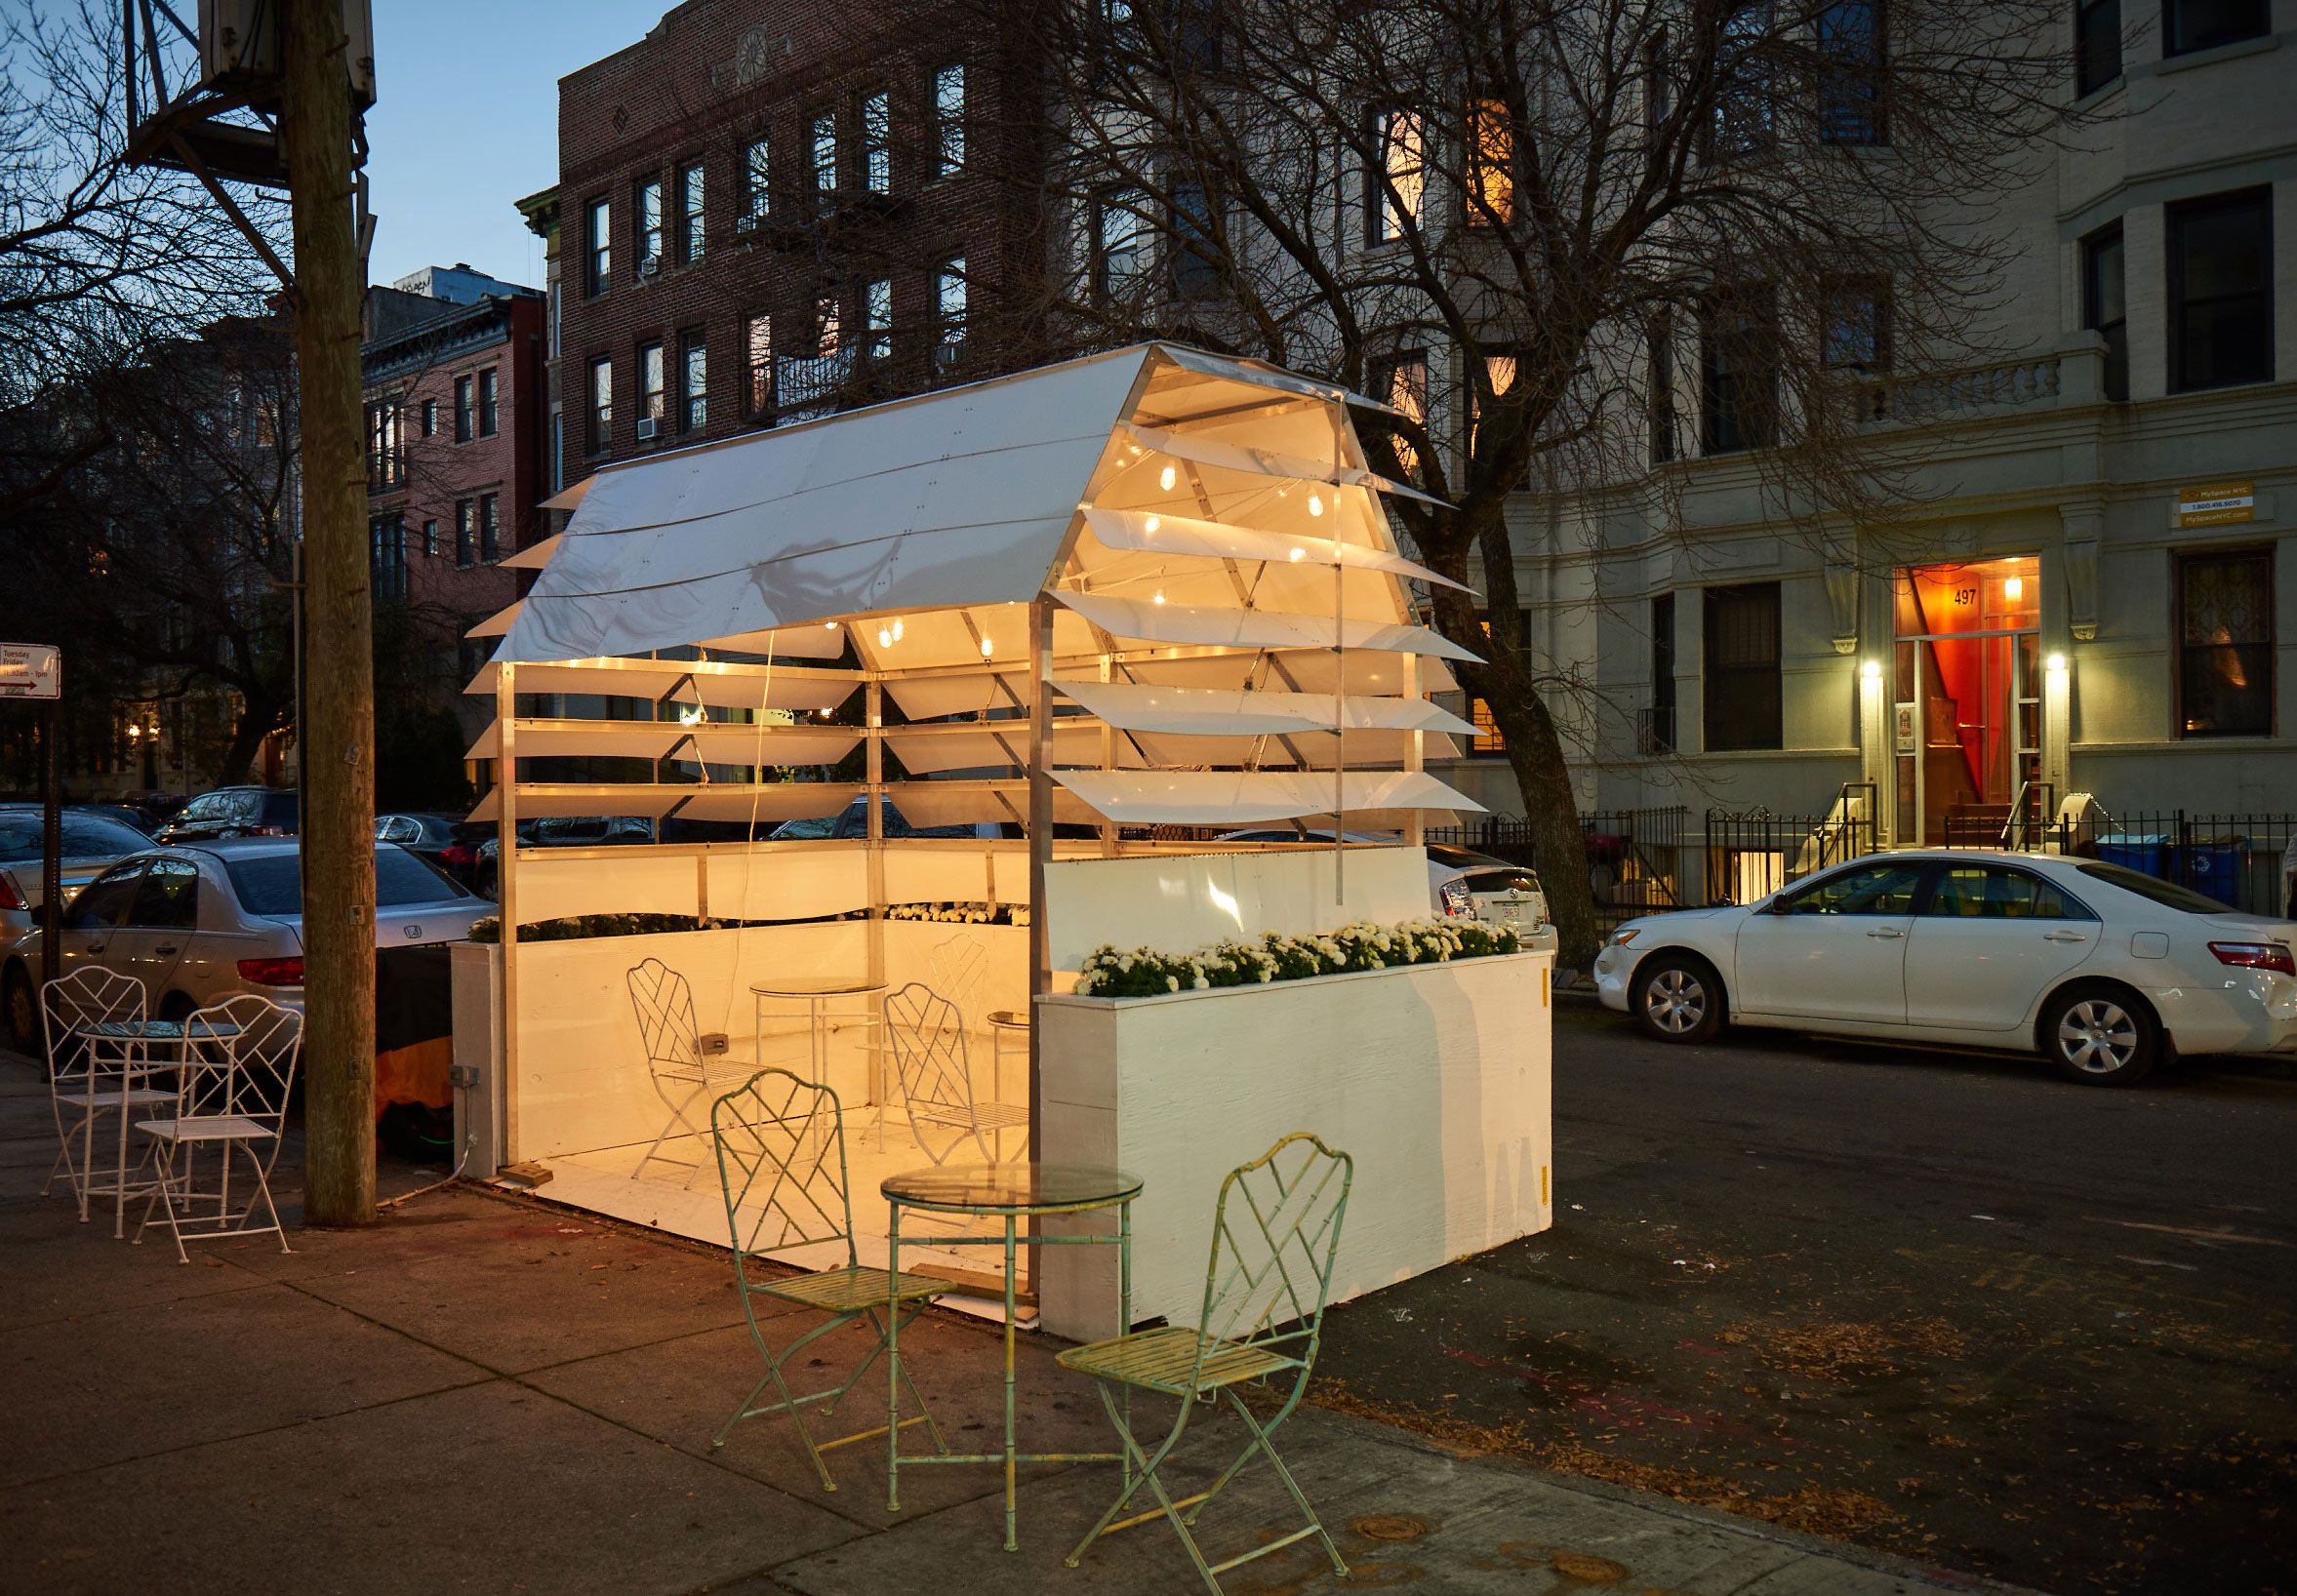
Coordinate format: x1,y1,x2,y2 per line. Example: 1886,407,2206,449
1942,806,2295,919
1704,784,1877,904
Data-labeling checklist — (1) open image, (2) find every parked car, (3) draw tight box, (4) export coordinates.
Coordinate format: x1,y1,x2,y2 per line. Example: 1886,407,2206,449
771,797,998,841
72,804,156,836
0,807,160,1042
1214,828,1560,951
2,838,488,1050
471,816,650,896
1593,851,2297,1086
155,785,299,843
376,813,467,878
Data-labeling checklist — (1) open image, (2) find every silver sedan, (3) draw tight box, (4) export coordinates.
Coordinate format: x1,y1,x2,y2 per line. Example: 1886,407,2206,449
2,838,488,1048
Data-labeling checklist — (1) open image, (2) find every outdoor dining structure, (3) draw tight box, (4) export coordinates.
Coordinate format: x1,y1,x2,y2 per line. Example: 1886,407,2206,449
449,342,1555,1352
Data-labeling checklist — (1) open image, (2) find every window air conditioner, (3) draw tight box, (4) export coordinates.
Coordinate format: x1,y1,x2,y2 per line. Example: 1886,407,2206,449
635,418,659,441
638,255,662,279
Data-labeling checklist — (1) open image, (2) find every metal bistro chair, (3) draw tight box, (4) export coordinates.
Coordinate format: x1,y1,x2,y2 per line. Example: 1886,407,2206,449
882,982,1027,1166
134,995,302,1264
40,967,167,1225
709,1068,950,1491
1061,1133,1355,1595
628,957,755,1185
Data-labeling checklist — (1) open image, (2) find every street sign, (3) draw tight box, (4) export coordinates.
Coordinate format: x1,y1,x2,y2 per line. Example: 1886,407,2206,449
2175,482,2255,529
0,643,60,699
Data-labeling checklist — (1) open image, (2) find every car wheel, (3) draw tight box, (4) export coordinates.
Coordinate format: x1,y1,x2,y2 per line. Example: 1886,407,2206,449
1632,954,1724,1044
3,966,39,1057
158,991,196,1024
2041,983,2157,1087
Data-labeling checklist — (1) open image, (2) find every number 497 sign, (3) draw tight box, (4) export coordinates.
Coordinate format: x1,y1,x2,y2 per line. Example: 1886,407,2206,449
0,643,60,699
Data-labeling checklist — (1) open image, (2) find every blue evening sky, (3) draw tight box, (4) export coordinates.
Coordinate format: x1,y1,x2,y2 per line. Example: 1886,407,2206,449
364,0,662,291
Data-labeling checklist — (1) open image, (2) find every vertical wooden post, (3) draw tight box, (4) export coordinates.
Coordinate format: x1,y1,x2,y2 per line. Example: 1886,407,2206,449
1025,594,1053,1296
1403,654,1425,850
496,663,519,1165
284,1,377,1225
39,701,60,992
866,679,885,985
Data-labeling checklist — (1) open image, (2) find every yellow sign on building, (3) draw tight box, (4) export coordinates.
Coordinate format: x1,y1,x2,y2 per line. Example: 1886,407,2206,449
2176,482,2255,528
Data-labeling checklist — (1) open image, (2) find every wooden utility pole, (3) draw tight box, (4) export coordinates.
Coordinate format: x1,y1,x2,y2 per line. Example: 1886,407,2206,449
281,1,376,1224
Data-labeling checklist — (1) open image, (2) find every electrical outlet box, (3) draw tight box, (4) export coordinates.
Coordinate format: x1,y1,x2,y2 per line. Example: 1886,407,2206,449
699,1033,731,1057
447,1063,481,1089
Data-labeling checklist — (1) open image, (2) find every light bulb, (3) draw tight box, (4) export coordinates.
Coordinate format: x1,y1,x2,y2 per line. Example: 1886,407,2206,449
824,619,838,629
818,706,832,718
1288,547,1306,562
979,636,994,658
1144,515,1160,533
1151,589,1167,605
877,626,893,648
1158,464,1176,491
2003,577,2023,603
1308,492,1324,517
891,618,904,641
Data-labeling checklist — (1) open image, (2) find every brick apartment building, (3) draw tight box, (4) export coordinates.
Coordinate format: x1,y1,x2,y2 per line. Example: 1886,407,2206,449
554,0,1041,475
362,269,550,751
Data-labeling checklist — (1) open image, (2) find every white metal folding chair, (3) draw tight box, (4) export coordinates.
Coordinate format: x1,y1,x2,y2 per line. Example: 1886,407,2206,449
882,982,1026,1166
628,957,755,1184
41,968,169,1228
134,995,302,1264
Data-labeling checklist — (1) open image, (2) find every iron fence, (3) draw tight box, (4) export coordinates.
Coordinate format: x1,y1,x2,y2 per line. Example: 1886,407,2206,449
1945,808,2297,920
1427,806,1689,932
1703,795,1877,905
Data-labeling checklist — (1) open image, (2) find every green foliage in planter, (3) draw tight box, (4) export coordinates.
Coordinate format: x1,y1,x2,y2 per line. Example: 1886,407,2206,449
1072,917,1522,999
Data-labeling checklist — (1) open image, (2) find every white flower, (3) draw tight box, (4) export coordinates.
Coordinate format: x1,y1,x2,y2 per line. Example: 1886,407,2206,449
1166,975,1180,992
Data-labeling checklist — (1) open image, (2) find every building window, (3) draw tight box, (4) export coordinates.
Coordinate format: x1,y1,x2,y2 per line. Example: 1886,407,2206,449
1170,180,1219,298
1710,2,1774,158
811,112,838,204
677,161,705,263
1821,276,1889,377
2075,0,2121,95
370,514,406,601
455,499,476,568
743,137,770,222
1365,107,1425,245
1467,99,1513,223
1644,25,1672,130
1701,283,1777,454
420,397,437,437
1647,314,1676,464
1647,593,1677,752
815,292,842,356
639,341,666,433
2176,548,2274,737
746,313,774,417
2168,188,2273,393
586,355,612,454
479,493,501,562
1469,697,1507,755
422,518,438,557
1092,187,1148,304
934,257,967,363
476,367,498,437
364,399,402,488
585,196,610,295
933,64,965,179
860,277,893,362
862,92,891,194
2082,222,2127,402
2163,0,2268,57
636,176,664,270
1369,348,1428,475
1703,581,1782,751
1817,1,1884,144
453,374,474,443
679,331,707,433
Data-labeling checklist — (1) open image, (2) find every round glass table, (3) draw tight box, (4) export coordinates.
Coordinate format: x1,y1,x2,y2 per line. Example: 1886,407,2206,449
68,1017,241,1237
881,1161,1142,1550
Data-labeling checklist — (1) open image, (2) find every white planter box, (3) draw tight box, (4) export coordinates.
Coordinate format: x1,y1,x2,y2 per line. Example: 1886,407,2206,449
1033,949,1553,1341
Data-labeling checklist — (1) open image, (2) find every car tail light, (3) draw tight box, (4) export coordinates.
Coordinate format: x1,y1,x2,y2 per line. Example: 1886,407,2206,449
250,824,288,837
2209,941,2297,978
440,845,473,867
237,956,305,986
0,876,21,912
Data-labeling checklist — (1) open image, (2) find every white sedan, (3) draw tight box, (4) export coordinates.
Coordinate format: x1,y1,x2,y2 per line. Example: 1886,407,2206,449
1593,852,2297,1086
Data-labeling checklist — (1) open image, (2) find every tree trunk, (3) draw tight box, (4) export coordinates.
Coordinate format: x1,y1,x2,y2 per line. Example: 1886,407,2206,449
1476,663,1599,969
214,697,279,786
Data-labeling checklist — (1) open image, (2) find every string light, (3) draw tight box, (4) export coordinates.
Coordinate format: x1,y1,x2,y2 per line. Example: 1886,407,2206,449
979,636,994,658
1308,492,1324,517
824,619,838,629
1144,515,1160,533
1288,547,1306,562
1152,589,1167,605
1158,464,1177,491
877,625,893,648
892,618,904,642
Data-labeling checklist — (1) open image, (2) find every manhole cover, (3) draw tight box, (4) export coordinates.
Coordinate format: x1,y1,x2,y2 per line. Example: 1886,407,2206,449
1550,1551,1630,1582
1350,1514,1430,1542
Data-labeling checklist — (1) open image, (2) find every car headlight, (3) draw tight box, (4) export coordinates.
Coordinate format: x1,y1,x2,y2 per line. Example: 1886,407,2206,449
1605,928,1639,948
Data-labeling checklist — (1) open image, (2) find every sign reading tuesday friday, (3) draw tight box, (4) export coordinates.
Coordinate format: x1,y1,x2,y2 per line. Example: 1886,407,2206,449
0,643,60,699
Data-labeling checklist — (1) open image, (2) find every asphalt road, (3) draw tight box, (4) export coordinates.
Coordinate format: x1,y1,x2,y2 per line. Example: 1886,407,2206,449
1310,1002,2297,1596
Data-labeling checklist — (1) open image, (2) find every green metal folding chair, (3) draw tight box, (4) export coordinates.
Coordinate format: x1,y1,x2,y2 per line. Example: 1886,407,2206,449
709,1068,951,1490
1059,1132,1354,1593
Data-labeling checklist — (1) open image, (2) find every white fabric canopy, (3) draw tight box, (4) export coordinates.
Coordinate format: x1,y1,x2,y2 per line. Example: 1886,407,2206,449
468,600,522,638
1081,507,1462,589
468,782,861,823
497,535,559,571
463,719,861,766
1122,422,1447,508
1053,770,1483,825
1055,590,1480,662
463,658,860,715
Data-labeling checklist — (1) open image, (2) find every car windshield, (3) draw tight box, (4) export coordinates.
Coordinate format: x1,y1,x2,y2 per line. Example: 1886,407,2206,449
175,791,240,820
2075,860,2238,916
224,849,471,916
0,812,152,861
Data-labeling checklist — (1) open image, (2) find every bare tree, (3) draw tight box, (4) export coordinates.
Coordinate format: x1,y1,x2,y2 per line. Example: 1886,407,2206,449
975,0,2069,961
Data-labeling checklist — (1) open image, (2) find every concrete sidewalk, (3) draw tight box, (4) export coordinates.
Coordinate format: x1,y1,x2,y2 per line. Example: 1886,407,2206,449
0,1059,2026,1595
